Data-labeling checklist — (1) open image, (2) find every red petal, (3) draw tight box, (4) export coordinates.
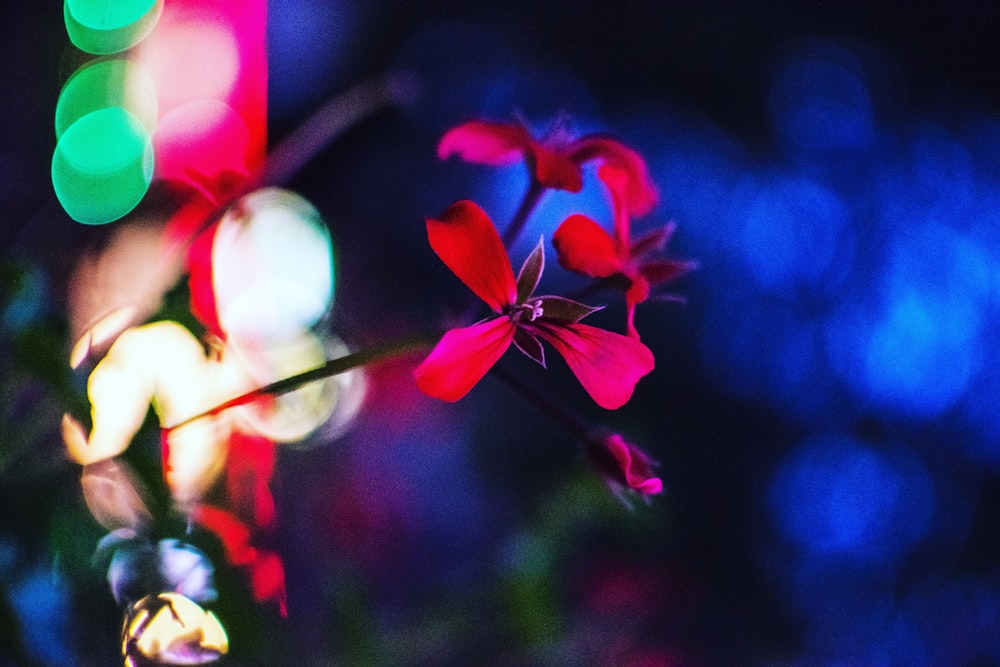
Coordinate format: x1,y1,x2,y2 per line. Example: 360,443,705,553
225,432,276,529
192,505,254,565
186,219,224,338
193,504,286,613
529,140,584,191
427,201,518,312
598,164,634,246
553,214,623,278
413,317,515,402
438,120,533,165
248,549,286,613
573,136,659,216
624,274,651,340
531,321,654,409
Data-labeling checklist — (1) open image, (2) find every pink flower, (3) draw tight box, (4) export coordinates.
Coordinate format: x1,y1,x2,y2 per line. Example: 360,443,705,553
553,164,695,339
438,119,658,216
585,432,663,500
413,200,654,410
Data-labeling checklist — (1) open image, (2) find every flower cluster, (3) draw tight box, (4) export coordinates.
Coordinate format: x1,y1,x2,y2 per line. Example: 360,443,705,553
413,200,654,410
554,163,697,339
415,117,691,496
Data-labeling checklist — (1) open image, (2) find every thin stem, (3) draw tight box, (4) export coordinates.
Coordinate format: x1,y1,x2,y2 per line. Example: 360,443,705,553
260,71,419,188
162,71,419,265
166,334,436,431
489,364,591,440
501,179,547,248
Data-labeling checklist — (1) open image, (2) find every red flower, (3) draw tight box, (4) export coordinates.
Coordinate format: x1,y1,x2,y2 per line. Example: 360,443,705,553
585,432,663,501
553,164,695,339
438,119,658,216
192,504,287,616
413,200,654,410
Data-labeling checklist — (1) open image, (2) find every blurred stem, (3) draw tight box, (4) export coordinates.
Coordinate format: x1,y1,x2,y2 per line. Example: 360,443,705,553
259,71,419,188
166,334,436,431
489,365,590,440
164,71,419,261
501,180,547,249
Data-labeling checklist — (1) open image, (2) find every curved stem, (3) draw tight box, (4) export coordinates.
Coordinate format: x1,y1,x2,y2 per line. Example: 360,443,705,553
166,333,436,431
501,179,547,248
260,71,419,188
489,364,591,440
162,71,419,264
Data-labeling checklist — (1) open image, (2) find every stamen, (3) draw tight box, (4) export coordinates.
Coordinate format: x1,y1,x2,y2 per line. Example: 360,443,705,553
522,299,544,321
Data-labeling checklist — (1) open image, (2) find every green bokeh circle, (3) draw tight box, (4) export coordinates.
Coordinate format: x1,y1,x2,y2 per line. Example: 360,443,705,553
55,58,157,140
52,107,154,225
64,0,163,55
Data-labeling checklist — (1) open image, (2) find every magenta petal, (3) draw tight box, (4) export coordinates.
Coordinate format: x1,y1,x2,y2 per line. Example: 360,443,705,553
427,200,518,312
595,433,663,495
413,318,515,402
532,322,654,409
607,435,663,494
438,121,533,165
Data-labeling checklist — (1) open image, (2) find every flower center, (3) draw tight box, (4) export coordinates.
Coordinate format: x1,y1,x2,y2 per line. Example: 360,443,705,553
508,299,544,323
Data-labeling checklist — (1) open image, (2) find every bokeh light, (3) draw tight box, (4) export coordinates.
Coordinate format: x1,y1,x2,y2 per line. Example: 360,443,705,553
51,106,154,224
153,99,252,194
64,0,162,55
767,434,934,564
54,58,157,139
136,10,240,111
738,172,854,296
767,39,877,162
210,188,334,341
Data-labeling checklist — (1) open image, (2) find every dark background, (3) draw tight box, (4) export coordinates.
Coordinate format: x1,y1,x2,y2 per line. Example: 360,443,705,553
5,2,1000,665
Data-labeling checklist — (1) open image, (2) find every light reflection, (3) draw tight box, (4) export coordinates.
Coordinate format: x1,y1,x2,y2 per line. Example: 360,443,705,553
122,592,228,666
211,188,334,340
64,321,227,508
80,459,152,531
136,12,239,111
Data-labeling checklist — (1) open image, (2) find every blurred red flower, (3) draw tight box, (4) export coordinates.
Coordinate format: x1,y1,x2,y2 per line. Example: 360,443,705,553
585,432,663,499
438,119,658,216
553,164,695,338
